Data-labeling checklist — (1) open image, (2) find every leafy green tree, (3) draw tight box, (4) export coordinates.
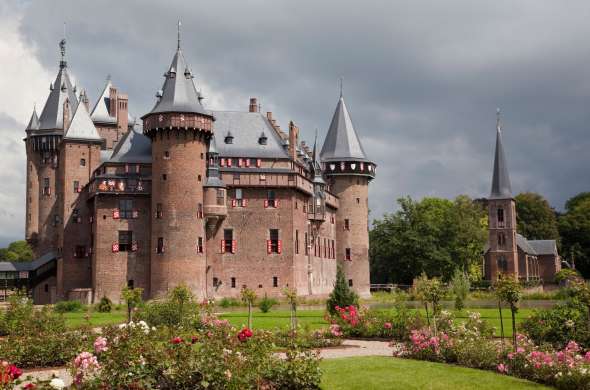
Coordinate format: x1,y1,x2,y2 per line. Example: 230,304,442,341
326,265,359,315
515,192,559,241
450,270,470,311
240,287,257,329
559,194,590,278
415,274,445,335
121,286,143,323
0,240,34,262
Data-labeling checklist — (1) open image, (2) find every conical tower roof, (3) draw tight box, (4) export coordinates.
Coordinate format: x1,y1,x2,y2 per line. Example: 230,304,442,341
25,107,40,131
38,39,78,130
490,111,512,199
320,95,368,162
90,78,117,124
64,102,102,142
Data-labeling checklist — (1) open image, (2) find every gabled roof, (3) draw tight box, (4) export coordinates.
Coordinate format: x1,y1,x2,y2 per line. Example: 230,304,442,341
0,251,56,272
25,107,40,131
64,102,102,142
91,78,117,125
320,96,368,162
516,233,536,255
528,240,558,256
146,45,209,116
38,66,78,130
490,121,512,199
212,111,289,159
109,127,152,163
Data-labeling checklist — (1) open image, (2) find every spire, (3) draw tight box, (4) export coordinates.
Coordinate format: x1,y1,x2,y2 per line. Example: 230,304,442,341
25,106,40,131
312,129,325,185
490,108,513,199
64,101,102,142
145,24,209,116
320,94,368,162
91,77,117,124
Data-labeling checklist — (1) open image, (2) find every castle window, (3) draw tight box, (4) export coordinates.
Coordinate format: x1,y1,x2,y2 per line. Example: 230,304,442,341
197,203,203,218
74,245,86,258
72,208,81,223
80,158,86,167
268,229,281,254
197,237,203,254
53,214,60,226
332,240,335,259
43,178,50,195
157,237,164,254
344,219,350,230
119,199,134,219
128,280,134,289
213,277,219,287
497,208,505,227
223,229,234,253
348,279,353,287
231,277,236,288
163,151,170,160
73,180,80,193
118,230,133,252
216,189,225,206
345,248,351,261
266,190,277,208
273,276,278,288
304,232,309,255
356,198,360,204
162,174,167,181
198,174,201,182
295,230,299,254
234,188,246,207
156,203,163,218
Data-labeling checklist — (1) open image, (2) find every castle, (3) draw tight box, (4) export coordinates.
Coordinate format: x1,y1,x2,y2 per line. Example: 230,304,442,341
21,34,375,304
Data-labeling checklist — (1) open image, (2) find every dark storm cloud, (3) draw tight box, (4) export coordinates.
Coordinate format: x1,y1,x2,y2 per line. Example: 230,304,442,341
17,0,590,223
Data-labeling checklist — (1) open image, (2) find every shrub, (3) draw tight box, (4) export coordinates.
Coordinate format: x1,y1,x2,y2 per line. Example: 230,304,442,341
326,265,358,315
54,300,83,313
259,294,277,313
96,296,112,313
218,297,241,308
121,286,143,322
136,286,199,328
450,270,470,311
240,287,257,329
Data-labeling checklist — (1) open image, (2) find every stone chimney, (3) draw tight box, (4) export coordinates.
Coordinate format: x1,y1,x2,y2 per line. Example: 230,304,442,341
109,86,118,119
63,98,71,130
288,121,299,161
249,98,258,113
116,93,129,132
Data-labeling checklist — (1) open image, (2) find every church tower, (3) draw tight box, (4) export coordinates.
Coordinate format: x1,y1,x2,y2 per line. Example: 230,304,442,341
487,110,518,280
25,38,78,256
142,26,214,299
320,92,375,297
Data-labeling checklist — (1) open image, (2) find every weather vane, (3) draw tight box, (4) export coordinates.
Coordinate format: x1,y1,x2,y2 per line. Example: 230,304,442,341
177,20,182,49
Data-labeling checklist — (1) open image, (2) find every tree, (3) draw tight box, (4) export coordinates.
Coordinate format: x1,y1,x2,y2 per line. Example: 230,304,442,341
559,193,590,278
282,287,299,331
415,274,445,335
121,286,143,323
495,276,522,351
515,192,559,241
0,241,34,262
450,270,470,311
169,284,193,321
240,287,257,329
326,265,359,315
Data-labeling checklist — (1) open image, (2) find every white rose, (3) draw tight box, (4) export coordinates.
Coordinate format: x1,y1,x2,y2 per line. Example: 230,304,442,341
50,378,66,389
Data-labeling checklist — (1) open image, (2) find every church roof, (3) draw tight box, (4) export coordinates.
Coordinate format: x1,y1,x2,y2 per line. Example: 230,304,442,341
320,95,368,162
109,126,152,163
25,107,40,131
38,63,78,130
64,102,102,142
528,240,559,256
91,78,117,125
212,111,289,159
490,114,512,199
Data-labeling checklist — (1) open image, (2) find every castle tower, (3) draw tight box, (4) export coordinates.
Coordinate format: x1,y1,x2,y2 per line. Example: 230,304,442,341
142,26,214,299
320,93,375,297
25,38,78,255
487,110,518,280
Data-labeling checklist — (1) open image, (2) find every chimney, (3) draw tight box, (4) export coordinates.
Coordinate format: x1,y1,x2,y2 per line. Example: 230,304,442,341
116,93,129,132
266,112,273,121
109,86,118,119
288,121,299,161
63,98,71,130
249,98,258,113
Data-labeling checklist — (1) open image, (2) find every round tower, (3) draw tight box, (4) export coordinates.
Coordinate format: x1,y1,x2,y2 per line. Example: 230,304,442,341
320,94,376,298
142,29,214,299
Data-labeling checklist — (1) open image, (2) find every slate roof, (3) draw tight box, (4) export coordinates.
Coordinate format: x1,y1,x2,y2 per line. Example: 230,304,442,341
146,45,209,116
38,65,78,130
0,252,56,272
528,240,558,256
25,108,40,131
516,233,536,255
64,102,103,142
212,111,289,159
320,96,368,162
109,127,152,163
490,125,512,199
91,79,117,125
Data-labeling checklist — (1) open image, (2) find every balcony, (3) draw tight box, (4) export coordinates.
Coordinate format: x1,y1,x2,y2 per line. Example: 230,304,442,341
89,177,151,195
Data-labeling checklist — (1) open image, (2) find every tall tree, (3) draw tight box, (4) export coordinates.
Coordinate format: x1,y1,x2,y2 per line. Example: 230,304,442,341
515,192,559,241
0,241,34,262
559,193,590,278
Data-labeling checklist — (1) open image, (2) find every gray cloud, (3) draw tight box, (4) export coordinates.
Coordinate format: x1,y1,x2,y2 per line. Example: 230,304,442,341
2,0,587,239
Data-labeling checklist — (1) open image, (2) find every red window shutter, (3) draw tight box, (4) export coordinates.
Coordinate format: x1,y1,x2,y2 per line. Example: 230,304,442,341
89,216,93,223
135,164,140,173
278,240,282,254
131,241,138,252
267,240,272,254
238,158,243,167
162,245,165,253
242,199,248,207
227,158,232,167
275,199,280,208
113,209,120,219
47,187,51,195
112,243,119,253
125,164,129,173
132,209,139,219
221,240,226,253
245,159,251,167
256,159,261,167
231,199,236,207
232,240,237,254
220,158,226,167
264,199,269,208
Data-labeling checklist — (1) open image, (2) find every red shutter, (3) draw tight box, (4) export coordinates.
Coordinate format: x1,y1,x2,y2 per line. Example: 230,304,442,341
162,245,165,253
76,187,82,193
220,158,226,167
125,164,129,173
242,199,248,207
113,209,120,219
47,187,51,195
231,199,237,207
278,240,282,254
264,199,269,208
132,209,139,219
88,247,93,254
112,243,119,253
275,199,280,208
256,159,261,167
245,159,251,167
267,240,272,254
221,240,226,253
135,164,140,173
131,241,138,252
89,216,93,223
232,240,237,253
227,158,232,167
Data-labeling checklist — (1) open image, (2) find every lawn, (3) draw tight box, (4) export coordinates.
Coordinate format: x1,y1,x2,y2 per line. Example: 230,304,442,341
219,310,327,330
62,310,127,328
320,356,550,390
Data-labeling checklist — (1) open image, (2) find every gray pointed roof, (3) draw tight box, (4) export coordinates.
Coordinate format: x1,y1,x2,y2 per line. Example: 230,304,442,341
528,240,558,256
320,96,368,162
25,108,40,131
146,47,209,116
490,125,512,199
91,79,117,125
38,66,78,130
109,127,151,163
64,102,102,142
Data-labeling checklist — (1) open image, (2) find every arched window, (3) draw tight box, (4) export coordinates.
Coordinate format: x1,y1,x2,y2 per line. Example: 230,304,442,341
497,256,508,273
497,208,505,227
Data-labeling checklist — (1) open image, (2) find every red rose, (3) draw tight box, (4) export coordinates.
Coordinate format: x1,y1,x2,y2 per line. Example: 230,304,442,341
243,328,253,338
8,365,22,379
24,384,37,389
171,337,183,344
191,335,199,344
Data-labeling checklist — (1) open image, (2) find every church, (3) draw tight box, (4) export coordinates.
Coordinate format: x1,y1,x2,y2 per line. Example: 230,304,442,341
20,32,375,304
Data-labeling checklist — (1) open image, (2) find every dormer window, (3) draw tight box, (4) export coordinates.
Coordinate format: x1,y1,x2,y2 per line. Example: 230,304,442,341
184,68,192,78
168,67,176,78
258,132,268,145
224,131,234,144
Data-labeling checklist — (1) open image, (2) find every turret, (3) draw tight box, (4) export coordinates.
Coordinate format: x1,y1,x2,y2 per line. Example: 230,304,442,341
486,110,518,280
203,135,227,226
90,76,130,149
320,92,376,297
141,24,214,299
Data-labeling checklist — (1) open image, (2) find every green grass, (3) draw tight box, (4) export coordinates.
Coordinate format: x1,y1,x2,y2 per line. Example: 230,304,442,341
219,310,327,330
62,310,127,328
320,356,550,390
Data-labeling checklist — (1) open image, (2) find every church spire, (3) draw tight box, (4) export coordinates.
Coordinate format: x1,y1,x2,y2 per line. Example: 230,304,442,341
490,108,513,199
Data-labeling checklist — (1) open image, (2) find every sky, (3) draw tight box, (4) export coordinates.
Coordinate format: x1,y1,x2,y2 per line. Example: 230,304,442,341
0,0,589,246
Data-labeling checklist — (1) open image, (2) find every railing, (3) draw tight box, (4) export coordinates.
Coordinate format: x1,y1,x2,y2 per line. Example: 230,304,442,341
89,177,151,195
